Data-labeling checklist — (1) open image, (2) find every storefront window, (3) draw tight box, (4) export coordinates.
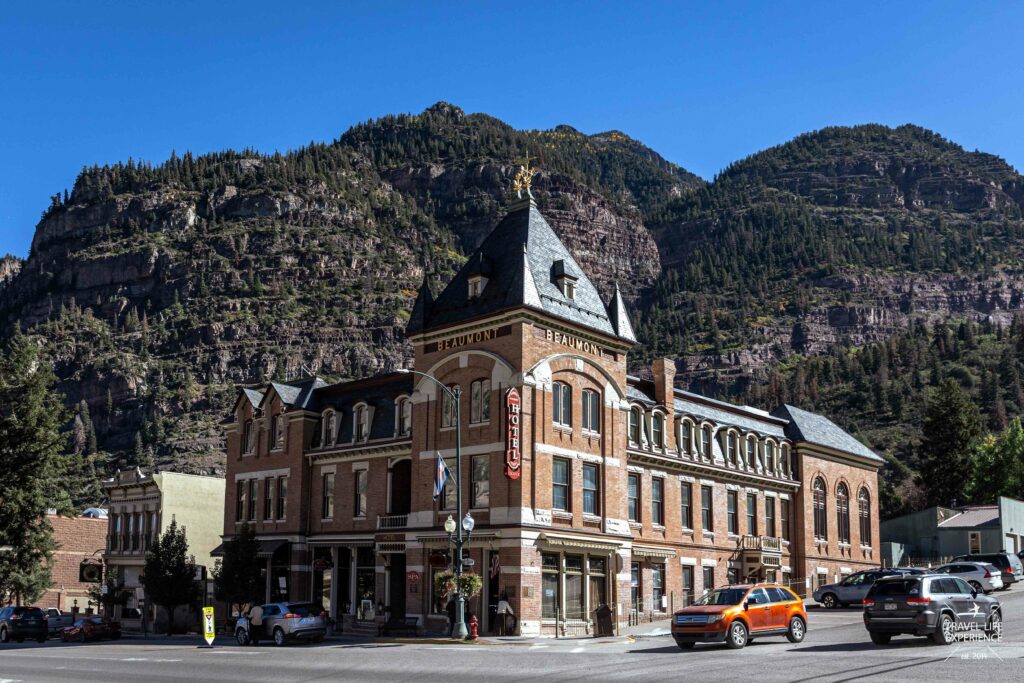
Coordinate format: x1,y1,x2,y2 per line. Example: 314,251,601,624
588,558,607,609
630,562,641,610
356,547,376,620
565,555,584,619
542,553,559,618
652,564,665,611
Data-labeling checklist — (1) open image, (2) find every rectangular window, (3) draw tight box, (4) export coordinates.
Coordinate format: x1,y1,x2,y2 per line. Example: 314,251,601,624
651,478,664,526
542,553,559,618
276,476,287,520
682,566,694,606
442,458,457,510
969,531,981,554
702,566,715,593
322,473,335,519
263,478,273,521
582,389,600,433
553,382,571,427
765,497,776,537
354,469,367,517
247,479,257,521
652,564,665,611
471,380,490,424
471,455,489,508
680,483,692,528
441,386,458,428
630,562,641,610
701,485,713,532
588,558,607,611
582,464,599,515
627,473,640,522
727,567,740,585
727,490,738,535
236,481,245,522
746,493,757,536
552,458,570,511
628,409,639,443
681,422,691,454
565,555,584,619
780,498,790,541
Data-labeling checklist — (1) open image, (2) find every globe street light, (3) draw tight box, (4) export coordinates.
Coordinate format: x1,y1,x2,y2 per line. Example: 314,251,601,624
396,367,470,639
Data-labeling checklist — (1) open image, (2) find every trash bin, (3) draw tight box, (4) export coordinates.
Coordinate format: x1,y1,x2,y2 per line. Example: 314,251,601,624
592,604,614,637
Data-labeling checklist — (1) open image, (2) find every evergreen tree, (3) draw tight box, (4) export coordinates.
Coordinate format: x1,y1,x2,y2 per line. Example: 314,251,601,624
140,519,199,634
917,379,983,507
0,330,72,604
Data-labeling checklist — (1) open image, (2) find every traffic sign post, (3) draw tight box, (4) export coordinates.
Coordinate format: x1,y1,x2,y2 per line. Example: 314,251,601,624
200,606,215,648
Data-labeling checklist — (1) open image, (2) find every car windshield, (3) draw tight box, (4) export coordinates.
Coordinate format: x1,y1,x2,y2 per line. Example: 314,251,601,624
286,603,319,617
868,579,920,596
14,607,43,616
695,588,748,606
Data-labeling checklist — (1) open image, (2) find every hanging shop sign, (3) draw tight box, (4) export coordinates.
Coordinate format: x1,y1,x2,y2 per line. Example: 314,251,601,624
505,387,522,480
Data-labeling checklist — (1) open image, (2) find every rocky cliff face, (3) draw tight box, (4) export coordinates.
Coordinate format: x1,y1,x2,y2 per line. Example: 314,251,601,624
0,254,22,290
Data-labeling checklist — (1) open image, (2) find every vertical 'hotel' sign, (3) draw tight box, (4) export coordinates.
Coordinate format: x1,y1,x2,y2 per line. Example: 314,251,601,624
505,387,521,479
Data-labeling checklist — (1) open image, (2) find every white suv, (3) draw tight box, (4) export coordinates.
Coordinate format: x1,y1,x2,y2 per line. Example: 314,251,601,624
933,562,1004,594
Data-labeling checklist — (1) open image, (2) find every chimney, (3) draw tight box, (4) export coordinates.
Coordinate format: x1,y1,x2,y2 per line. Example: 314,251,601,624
652,358,676,408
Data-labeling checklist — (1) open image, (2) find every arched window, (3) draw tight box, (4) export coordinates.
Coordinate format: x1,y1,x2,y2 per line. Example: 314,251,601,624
813,477,827,540
746,436,756,468
354,404,368,441
628,407,641,444
552,382,571,427
700,426,712,459
397,398,411,436
726,431,738,465
323,410,337,446
680,420,693,454
441,385,459,428
765,441,776,474
243,419,255,454
471,379,491,424
651,413,664,449
859,488,872,546
780,444,791,478
582,389,600,433
836,483,851,544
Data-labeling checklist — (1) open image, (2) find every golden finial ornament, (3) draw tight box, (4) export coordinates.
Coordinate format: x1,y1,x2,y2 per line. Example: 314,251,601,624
513,160,538,199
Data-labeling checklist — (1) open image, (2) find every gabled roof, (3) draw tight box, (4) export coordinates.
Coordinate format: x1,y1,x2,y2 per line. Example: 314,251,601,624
263,376,328,411
608,283,637,343
409,197,633,342
406,276,434,336
241,387,264,409
937,506,1001,529
771,404,882,462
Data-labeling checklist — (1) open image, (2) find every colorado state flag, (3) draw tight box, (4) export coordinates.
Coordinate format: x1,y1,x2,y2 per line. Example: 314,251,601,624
432,452,451,500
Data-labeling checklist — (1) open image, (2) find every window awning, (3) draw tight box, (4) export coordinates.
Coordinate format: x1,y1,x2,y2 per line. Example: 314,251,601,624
210,539,288,558
631,545,678,560
538,534,622,553
416,533,498,547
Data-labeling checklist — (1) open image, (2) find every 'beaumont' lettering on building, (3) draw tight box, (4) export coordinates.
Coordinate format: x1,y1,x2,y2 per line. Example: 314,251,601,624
544,328,602,356
436,328,496,352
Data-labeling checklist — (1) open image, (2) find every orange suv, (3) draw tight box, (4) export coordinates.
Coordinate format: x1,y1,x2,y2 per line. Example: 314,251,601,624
671,584,807,650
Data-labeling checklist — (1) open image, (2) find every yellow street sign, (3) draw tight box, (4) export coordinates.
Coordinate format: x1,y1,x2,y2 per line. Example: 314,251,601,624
203,606,215,646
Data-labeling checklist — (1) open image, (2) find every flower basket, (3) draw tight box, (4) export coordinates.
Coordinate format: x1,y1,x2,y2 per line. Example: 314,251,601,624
433,570,483,599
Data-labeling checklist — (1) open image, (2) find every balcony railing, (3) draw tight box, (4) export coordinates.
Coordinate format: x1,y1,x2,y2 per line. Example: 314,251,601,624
740,535,782,553
377,514,409,530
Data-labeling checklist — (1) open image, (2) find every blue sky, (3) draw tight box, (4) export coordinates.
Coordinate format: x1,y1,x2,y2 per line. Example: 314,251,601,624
2,1,1022,257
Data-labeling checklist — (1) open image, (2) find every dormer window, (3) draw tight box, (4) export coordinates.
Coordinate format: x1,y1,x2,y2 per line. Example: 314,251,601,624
468,275,487,299
354,404,370,442
552,259,578,301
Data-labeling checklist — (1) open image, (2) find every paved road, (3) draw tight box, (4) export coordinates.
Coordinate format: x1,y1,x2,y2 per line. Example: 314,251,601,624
4,591,1024,682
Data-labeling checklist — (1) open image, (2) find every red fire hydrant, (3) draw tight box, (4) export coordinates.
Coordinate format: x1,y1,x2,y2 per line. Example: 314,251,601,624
467,614,479,640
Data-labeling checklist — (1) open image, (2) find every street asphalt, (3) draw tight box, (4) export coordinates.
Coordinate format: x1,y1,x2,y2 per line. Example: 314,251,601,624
3,589,1024,682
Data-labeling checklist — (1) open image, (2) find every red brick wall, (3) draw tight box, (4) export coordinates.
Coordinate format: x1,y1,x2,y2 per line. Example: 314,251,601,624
33,514,108,612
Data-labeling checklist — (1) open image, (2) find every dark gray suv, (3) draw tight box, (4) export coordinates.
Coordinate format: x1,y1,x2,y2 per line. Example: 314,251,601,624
863,574,1001,645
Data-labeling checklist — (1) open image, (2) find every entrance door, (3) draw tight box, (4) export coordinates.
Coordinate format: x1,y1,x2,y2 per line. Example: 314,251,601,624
487,551,500,633
388,554,406,619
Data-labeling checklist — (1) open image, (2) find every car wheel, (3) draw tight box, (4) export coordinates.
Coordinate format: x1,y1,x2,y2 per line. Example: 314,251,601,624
869,631,891,645
677,641,695,650
726,621,748,649
235,628,250,646
273,627,286,647
0,626,8,643
37,636,46,643
821,593,838,609
786,616,806,643
986,611,1002,640
969,580,983,592
931,614,954,645
311,636,324,644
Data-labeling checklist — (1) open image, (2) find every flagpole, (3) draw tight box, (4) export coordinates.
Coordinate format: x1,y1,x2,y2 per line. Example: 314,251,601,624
396,368,469,640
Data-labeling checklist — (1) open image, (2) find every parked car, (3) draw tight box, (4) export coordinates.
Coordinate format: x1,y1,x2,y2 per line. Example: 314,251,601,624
0,606,48,644
813,568,923,608
933,562,1004,594
235,602,327,646
671,584,807,650
863,574,1001,645
952,552,1024,588
44,608,75,637
60,617,121,642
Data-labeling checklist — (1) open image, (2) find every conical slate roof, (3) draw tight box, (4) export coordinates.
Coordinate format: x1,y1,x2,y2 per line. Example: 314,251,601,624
407,198,633,342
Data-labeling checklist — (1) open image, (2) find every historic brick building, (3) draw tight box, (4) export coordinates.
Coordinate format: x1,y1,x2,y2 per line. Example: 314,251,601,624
222,196,882,636
32,513,108,614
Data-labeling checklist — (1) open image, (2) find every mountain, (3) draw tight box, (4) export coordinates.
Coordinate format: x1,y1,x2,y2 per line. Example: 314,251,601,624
2,106,1023,515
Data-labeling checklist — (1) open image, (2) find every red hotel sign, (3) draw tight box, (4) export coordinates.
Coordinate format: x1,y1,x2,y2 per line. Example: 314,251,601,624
505,387,522,480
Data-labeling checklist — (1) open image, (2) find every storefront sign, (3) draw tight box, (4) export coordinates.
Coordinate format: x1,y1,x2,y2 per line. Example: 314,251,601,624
505,387,521,479
539,327,603,356
407,571,420,593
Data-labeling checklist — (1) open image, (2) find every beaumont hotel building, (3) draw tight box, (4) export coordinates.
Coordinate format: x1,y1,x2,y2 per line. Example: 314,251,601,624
222,197,882,636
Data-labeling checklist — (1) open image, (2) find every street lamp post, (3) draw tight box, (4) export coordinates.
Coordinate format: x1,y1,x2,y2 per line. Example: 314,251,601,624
396,368,470,639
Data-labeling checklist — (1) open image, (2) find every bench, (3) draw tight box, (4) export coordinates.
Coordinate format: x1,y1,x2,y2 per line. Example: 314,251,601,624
378,616,419,637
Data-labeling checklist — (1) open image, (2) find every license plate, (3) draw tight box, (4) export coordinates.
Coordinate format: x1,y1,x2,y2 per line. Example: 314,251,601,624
884,603,897,611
